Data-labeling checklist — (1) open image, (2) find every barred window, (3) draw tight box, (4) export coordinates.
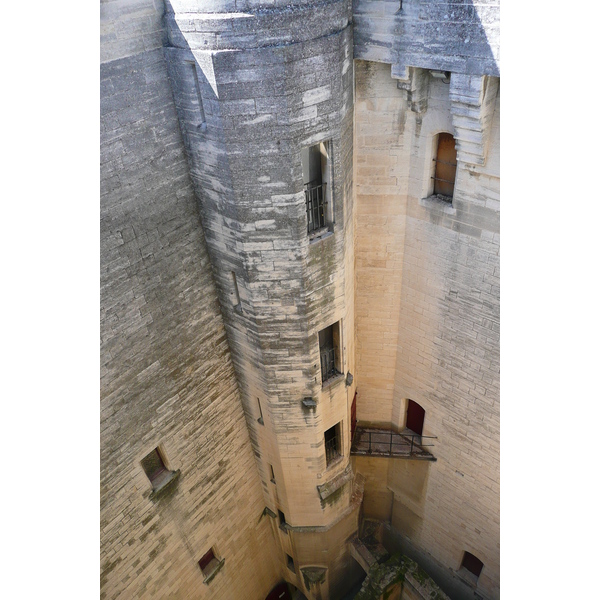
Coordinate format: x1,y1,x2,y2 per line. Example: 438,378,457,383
318,321,342,384
324,423,342,466
301,141,333,237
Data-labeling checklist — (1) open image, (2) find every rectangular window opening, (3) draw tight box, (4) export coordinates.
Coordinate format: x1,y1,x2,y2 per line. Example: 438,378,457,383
141,447,169,489
257,398,264,425
286,554,295,572
460,551,484,584
188,61,206,125
301,141,332,236
269,464,276,483
324,423,342,467
231,271,242,311
278,509,288,533
198,547,223,582
319,321,342,384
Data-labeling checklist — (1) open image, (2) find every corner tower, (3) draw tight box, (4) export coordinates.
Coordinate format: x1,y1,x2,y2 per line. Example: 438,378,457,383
163,2,359,598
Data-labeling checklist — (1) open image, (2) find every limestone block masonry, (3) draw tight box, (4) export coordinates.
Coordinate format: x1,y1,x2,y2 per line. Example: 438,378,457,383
101,1,500,599
101,1,283,598
162,1,360,598
353,50,500,600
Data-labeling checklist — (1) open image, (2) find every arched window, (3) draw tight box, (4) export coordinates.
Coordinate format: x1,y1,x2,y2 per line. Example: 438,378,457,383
432,132,457,198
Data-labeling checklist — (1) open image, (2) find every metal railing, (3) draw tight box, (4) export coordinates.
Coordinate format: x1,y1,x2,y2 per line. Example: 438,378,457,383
351,428,437,460
320,347,337,382
305,182,327,233
325,435,340,466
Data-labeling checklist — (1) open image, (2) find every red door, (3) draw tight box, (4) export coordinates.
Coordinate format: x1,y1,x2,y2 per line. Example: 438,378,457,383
266,582,292,600
433,133,457,197
406,400,425,436
351,391,357,442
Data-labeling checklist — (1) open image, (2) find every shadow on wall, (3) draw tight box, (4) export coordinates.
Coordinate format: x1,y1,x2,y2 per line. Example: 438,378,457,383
354,0,500,78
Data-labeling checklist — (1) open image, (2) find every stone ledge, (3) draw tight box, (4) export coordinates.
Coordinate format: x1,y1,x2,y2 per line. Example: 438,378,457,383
309,228,334,244
203,559,225,584
419,195,456,215
317,464,353,500
149,469,181,500
322,371,344,390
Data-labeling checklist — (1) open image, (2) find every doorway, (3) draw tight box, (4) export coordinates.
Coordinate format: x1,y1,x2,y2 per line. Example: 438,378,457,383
406,400,425,437
265,581,292,600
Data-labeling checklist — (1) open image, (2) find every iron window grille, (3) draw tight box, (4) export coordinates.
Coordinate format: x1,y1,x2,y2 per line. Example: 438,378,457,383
320,346,338,382
305,181,327,234
325,435,340,465
431,132,457,199
431,158,457,189
324,425,341,466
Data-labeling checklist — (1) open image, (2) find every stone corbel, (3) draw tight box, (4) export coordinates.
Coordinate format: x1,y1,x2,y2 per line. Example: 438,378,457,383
395,66,430,115
301,566,327,589
449,74,499,166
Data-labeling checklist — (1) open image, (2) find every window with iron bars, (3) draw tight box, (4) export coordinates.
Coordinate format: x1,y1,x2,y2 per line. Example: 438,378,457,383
318,322,342,384
324,423,341,466
301,141,331,236
431,132,457,199
320,345,336,382
305,181,327,234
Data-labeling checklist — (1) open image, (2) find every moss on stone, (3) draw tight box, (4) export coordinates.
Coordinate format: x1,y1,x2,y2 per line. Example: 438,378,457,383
354,551,449,600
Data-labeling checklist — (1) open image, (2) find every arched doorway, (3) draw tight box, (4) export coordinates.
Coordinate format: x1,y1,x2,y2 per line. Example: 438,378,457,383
405,400,425,437
432,132,457,198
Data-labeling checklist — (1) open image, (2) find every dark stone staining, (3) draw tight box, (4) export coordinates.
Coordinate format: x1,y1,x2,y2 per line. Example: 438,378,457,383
320,484,345,509
100,557,122,589
355,552,448,600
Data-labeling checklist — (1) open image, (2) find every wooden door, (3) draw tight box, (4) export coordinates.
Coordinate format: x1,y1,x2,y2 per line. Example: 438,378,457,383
433,133,457,197
406,400,425,436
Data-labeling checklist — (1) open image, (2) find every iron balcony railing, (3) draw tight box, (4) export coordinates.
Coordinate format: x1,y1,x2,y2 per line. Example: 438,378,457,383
320,347,338,383
325,435,340,466
305,182,327,233
350,427,437,461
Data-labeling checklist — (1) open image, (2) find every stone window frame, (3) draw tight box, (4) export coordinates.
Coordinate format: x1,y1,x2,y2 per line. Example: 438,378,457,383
457,551,484,587
286,553,295,573
140,444,180,499
198,546,225,584
185,59,207,130
420,130,459,214
301,139,335,243
324,421,343,469
318,320,344,388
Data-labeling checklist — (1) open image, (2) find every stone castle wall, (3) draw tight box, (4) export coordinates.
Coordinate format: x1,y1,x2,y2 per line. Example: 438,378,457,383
100,1,283,598
353,57,500,600
162,2,361,597
354,0,500,78
100,0,501,598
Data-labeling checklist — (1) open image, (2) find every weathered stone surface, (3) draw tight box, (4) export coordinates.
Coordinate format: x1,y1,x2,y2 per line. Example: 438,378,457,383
101,2,500,599
354,59,499,600
354,552,450,600
354,0,500,78
100,6,282,600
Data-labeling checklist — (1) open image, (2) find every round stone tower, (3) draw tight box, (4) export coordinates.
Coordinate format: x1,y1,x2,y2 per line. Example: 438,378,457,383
163,1,360,598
